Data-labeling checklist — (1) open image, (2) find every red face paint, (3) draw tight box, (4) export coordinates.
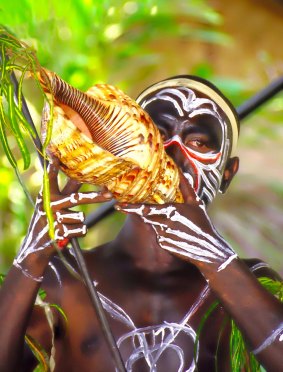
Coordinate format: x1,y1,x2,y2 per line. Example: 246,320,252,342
164,136,221,193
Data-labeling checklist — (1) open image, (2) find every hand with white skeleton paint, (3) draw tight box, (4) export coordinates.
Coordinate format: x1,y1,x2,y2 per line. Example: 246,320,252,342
13,161,113,282
117,174,237,272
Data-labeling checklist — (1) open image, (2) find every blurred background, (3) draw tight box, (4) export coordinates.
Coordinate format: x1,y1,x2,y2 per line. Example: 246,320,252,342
0,0,282,274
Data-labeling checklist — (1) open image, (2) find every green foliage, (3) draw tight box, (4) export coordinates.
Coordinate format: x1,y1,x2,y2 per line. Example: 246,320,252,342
0,29,40,169
230,321,261,372
0,28,56,239
0,0,225,91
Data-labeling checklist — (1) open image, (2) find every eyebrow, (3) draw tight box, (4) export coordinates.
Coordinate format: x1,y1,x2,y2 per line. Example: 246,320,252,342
183,116,223,146
151,113,177,130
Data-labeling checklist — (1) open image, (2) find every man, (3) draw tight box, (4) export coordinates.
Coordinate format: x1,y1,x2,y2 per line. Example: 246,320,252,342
0,76,282,372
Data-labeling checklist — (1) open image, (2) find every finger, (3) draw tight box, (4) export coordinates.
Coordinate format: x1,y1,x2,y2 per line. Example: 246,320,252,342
61,178,82,195
115,203,147,216
116,204,170,230
179,172,200,205
55,210,85,224
54,222,87,240
47,160,60,194
51,190,113,210
115,203,166,220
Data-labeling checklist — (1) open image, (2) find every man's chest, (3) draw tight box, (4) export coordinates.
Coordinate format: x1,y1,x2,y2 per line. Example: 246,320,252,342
53,278,225,371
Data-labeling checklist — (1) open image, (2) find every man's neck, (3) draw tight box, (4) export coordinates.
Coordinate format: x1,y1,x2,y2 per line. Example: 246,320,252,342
113,215,190,275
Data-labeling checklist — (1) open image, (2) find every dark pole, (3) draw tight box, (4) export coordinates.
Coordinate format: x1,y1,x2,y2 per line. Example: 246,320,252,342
8,68,126,372
85,200,116,229
237,76,283,120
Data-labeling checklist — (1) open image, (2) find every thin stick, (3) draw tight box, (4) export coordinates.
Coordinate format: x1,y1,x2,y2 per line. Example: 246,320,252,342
71,238,126,371
8,66,126,371
237,76,283,119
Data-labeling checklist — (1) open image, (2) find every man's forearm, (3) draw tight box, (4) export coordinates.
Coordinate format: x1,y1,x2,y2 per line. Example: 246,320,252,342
199,258,283,372
0,264,46,371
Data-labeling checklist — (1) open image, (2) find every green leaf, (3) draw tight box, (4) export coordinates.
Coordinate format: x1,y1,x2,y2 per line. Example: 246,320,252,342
0,273,6,285
0,97,17,168
7,83,31,170
25,334,50,372
50,303,68,324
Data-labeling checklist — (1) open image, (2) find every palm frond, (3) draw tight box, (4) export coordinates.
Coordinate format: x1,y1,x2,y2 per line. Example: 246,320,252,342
0,27,43,170
0,27,54,233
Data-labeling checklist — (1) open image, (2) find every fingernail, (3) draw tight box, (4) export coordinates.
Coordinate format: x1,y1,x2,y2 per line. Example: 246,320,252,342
117,203,128,208
115,203,128,211
102,191,113,198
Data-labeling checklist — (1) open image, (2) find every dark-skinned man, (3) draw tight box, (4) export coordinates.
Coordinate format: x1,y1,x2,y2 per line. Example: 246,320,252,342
0,76,282,372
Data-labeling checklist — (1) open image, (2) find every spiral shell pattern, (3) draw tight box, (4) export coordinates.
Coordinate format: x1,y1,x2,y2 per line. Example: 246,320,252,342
39,69,182,203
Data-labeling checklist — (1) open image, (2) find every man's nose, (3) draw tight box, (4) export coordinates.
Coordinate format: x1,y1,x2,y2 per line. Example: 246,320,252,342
164,139,194,174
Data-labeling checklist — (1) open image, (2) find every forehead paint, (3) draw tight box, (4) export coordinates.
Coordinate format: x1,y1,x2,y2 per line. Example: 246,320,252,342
137,77,239,156
140,87,230,203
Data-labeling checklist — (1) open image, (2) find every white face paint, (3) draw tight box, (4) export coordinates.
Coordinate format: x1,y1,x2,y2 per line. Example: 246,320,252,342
140,87,231,204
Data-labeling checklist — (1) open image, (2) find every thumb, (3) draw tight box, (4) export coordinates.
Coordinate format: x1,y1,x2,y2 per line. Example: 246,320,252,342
179,172,200,205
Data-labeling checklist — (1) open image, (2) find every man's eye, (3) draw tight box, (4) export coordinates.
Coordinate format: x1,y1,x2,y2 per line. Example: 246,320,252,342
184,137,212,152
190,140,205,148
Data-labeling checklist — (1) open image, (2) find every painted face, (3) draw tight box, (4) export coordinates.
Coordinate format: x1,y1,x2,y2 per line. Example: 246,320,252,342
139,86,232,204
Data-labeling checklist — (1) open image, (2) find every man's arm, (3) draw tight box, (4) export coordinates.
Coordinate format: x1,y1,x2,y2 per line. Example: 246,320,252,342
117,183,283,372
0,162,113,371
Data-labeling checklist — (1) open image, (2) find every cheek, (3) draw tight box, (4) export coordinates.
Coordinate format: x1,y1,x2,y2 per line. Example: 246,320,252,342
164,135,226,203
192,154,225,203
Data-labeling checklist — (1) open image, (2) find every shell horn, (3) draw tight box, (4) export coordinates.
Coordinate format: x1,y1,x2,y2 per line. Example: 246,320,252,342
38,68,183,203
38,68,112,147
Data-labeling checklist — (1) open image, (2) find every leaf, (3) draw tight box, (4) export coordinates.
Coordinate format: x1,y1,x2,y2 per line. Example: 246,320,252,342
38,288,47,300
0,273,6,285
25,334,50,372
0,98,17,168
50,303,68,324
7,82,31,169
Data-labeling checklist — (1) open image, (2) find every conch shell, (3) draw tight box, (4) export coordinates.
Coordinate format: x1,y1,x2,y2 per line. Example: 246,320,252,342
39,69,183,203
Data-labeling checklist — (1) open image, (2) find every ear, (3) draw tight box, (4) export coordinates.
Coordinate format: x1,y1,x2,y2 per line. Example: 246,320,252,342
220,157,239,194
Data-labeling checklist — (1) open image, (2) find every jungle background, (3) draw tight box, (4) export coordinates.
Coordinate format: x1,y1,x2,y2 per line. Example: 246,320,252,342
0,0,282,275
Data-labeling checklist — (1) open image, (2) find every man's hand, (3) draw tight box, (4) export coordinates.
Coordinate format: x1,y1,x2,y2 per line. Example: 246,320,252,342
116,173,237,272
13,161,112,282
